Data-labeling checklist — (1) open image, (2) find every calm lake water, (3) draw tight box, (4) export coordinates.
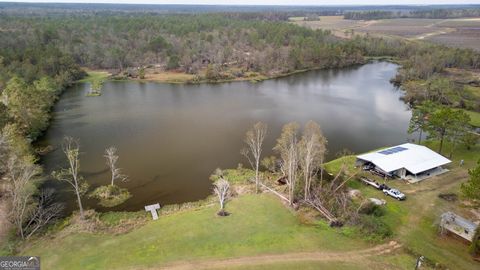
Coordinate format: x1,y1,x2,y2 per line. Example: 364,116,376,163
39,62,413,212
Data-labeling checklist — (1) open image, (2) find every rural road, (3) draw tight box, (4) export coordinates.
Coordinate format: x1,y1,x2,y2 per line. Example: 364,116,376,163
151,241,402,270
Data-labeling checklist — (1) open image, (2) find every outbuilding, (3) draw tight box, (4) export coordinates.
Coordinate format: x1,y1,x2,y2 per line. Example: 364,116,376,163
355,143,451,183
440,212,479,242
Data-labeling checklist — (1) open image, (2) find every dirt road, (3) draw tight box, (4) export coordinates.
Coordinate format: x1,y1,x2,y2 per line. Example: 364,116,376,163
153,241,401,270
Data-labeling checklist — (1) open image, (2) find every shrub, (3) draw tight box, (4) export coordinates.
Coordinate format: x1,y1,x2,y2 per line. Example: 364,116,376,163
358,215,392,241
90,185,131,207
358,201,386,217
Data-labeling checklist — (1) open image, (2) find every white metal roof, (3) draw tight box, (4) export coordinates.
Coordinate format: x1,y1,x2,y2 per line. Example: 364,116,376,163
356,143,451,174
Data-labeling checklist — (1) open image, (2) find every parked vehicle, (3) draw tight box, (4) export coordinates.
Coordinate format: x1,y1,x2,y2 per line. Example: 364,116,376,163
383,188,406,200
359,177,389,191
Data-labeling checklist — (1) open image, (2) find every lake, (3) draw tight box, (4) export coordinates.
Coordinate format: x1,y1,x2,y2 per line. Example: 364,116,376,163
39,62,413,212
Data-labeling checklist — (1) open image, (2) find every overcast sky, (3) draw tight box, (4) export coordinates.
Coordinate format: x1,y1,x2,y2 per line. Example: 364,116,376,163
3,0,480,6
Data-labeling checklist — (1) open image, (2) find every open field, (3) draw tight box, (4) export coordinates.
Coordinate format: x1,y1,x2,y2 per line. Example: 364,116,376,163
23,194,378,270
293,16,480,51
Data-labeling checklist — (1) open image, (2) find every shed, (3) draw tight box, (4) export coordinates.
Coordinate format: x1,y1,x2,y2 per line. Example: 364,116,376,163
356,143,451,182
440,212,479,242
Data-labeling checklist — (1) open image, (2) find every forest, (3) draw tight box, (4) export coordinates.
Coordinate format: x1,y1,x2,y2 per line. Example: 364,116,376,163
344,8,480,20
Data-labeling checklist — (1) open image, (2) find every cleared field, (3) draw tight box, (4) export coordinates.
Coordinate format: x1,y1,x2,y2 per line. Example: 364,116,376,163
293,17,480,51
290,16,370,38
426,20,480,51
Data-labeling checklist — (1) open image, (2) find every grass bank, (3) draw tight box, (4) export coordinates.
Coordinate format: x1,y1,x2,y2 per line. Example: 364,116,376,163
463,109,480,127
76,69,111,83
22,194,369,270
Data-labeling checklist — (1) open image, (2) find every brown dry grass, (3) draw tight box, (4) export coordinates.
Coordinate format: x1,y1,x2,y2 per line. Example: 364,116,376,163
295,16,480,51
141,71,196,83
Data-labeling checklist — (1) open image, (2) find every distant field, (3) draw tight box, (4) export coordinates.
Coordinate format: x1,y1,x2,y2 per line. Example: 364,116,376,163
422,18,480,51
292,16,480,51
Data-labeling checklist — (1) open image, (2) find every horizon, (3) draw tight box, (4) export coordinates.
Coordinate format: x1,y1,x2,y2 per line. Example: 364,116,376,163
2,1,480,7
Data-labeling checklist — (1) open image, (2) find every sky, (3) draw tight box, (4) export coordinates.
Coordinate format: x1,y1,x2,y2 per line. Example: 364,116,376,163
2,0,480,6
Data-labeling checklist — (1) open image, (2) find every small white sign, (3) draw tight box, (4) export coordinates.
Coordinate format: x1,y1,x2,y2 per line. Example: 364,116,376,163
145,203,161,220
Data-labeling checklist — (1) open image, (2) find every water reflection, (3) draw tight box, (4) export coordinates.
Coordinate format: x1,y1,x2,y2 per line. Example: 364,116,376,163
39,62,413,212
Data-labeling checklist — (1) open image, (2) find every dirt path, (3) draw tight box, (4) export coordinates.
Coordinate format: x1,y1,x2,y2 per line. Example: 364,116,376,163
151,241,401,270
414,28,456,40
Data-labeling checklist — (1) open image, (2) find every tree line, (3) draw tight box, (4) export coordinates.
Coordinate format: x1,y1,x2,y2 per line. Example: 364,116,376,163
0,14,366,78
0,19,84,242
344,8,480,20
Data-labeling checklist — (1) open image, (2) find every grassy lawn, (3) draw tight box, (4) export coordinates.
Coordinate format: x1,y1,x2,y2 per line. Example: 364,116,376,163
23,194,369,270
76,69,111,83
463,110,480,127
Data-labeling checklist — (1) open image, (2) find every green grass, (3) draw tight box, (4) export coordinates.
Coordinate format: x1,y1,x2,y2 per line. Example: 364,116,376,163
77,70,110,83
423,140,480,167
23,194,367,270
462,109,480,127
324,155,356,175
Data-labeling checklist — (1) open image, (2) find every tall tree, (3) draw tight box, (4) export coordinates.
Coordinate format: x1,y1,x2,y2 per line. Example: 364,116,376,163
242,122,267,193
274,122,300,206
461,159,480,201
299,121,327,200
426,107,470,154
52,137,88,219
408,101,436,144
148,35,169,63
5,155,40,239
446,111,471,158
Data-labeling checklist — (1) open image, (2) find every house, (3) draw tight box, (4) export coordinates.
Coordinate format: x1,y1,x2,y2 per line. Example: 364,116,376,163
440,212,479,242
355,143,451,183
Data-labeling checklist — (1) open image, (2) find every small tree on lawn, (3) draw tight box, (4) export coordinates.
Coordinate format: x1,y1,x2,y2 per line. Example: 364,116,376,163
52,137,88,219
241,122,267,193
213,178,230,216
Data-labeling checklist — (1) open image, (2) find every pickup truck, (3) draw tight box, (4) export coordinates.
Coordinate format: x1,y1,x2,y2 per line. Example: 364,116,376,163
383,188,406,201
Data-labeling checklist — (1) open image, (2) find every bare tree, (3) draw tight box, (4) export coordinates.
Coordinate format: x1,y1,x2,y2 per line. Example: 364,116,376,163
299,121,327,201
241,122,267,193
274,122,300,206
213,178,230,216
104,146,127,186
5,155,40,239
52,137,88,219
23,189,64,239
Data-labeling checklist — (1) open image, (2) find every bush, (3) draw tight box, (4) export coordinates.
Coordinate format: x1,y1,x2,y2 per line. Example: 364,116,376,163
90,185,131,207
469,227,480,256
358,215,392,241
358,201,386,217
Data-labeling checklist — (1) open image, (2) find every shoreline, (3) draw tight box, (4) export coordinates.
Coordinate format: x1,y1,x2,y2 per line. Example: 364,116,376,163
76,58,392,85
